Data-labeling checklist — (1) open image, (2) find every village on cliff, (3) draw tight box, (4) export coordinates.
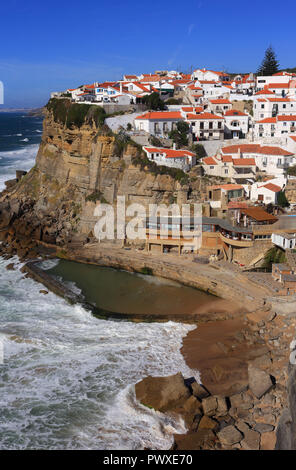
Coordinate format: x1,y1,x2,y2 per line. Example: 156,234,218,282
50,49,296,295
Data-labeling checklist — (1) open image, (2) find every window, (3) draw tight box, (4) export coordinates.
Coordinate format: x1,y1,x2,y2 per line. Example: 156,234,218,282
224,169,228,174
261,104,265,109
210,166,214,169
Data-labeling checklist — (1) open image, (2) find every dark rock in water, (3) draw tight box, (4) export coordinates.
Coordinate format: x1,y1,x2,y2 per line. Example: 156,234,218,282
6,263,15,271
135,372,190,412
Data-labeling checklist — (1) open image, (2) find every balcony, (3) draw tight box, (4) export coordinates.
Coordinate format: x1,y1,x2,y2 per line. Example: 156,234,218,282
219,231,253,247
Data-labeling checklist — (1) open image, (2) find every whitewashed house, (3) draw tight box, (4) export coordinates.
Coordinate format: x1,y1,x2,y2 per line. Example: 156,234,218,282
202,155,256,183
272,232,296,250
134,111,183,137
143,146,196,171
224,110,249,139
186,112,224,141
220,144,295,176
208,99,232,114
191,69,229,82
249,182,282,204
255,114,296,139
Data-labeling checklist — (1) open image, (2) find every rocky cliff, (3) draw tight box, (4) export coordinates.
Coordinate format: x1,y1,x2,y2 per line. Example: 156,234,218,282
0,100,209,256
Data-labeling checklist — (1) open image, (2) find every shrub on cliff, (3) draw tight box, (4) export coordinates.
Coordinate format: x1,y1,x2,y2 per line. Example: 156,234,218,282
46,99,106,129
131,154,189,186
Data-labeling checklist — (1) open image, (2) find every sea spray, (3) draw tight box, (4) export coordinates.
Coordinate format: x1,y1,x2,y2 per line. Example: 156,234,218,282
0,257,198,449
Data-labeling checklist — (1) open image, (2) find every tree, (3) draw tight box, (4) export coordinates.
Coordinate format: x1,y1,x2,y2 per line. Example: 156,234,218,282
169,121,189,148
191,143,206,160
257,46,280,76
287,165,296,176
141,92,165,110
277,191,289,207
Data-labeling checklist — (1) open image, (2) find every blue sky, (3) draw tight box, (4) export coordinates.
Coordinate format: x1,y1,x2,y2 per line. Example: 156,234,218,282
1,0,296,108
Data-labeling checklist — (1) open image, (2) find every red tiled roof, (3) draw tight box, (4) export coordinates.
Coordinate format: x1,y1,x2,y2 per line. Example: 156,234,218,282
241,207,278,222
255,89,275,95
143,147,195,158
210,99,231,104
221,155,232,162
256,117,277,123
262,183,282,193
203,157,217,165
186,112,224,120
135,111,182,120
277,115,296,121
232,158,256,166
221,144,293,156
228,201,248,209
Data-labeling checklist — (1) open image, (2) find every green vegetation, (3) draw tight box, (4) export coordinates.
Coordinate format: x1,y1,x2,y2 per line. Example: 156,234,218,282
85,191,107,204
131,154,189,185
191,143,206,160
257,46,280,76
169,121,189,148
149,135,163,147
165,98,182,105
277,191,290,208
262,246,286,270
46,98,106,129
141,92,165,110
139,267,153,276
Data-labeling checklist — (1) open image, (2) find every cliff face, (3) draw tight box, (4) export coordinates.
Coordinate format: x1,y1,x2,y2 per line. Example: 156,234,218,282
0,104,208,253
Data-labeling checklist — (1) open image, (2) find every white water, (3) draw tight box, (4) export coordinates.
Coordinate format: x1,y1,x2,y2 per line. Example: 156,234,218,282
0,144,39,190
0,257,198,449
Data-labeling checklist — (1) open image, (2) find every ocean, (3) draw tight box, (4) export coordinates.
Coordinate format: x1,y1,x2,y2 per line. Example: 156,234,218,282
0,113,199,450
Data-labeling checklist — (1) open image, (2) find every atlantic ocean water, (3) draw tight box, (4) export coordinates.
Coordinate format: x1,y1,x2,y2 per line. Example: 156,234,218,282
0,113,198,450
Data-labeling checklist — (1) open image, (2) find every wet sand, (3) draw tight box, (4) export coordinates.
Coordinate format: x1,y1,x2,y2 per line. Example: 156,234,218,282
181,318,269,396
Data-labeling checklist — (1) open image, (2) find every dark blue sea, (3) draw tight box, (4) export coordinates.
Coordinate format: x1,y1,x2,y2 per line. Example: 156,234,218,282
0,112,43,189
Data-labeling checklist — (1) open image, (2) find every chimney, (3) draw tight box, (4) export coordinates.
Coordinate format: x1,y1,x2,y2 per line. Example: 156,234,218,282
173,142,176,150
120,82,122,93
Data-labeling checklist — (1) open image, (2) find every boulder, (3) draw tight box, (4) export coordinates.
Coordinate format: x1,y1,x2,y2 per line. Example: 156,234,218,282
261,431,276,450
215,396,228,417
241,429,260,450
191,382,210,400
202,396,218,416
217,425,243,446
198,415,219,432
173,429,216,450
135,373,190,412
254,422,275,433
248,365,273,399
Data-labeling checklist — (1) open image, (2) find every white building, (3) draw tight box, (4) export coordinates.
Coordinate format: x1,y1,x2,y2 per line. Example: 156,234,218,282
253,95,296,121
224,109,249,139
134,111,183,137
208,99,232,114
256,72,296,91
143,146,196,171
220,144,295,176
186,112,224,141
272,232,296,250
249,182,282,204
202,155,256,183
191,69,229,82
255,114,296,139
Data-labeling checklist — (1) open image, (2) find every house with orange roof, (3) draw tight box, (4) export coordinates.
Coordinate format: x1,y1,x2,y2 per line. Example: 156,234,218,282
191,68,230,83
224,109,250,139
202,154,256,183
249,180,284,205
186,112,224,141
256,73,296,92
134,111,183,137
255,114,296,139
143,146,196,171
208,98,232,114
253,94,296,122
220,144,295,176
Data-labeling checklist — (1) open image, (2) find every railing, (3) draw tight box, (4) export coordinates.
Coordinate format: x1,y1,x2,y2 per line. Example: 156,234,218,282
219,232,253,247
